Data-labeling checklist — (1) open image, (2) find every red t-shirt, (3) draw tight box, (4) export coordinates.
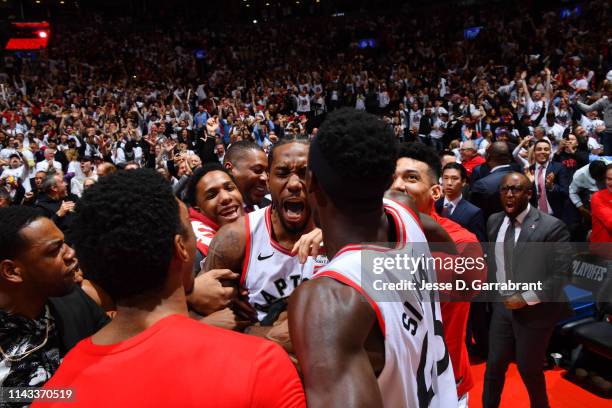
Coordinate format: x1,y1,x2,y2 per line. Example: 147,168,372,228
430,209,486,398
33,314,305,408
590,188,612,243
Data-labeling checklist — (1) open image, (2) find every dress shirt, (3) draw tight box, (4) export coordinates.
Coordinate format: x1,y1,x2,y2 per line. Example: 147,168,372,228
443,194,462,216
494,204,540,304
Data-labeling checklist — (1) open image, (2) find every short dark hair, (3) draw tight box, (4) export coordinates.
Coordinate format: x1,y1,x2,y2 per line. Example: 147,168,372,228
224,140,263,165
315,108,397,208
533,139,552,150
268,137,309,169
0,206,43,260
589,160,608,181
185,163,234,207
442,162,468,181
398,142,441,184
71,169,184,302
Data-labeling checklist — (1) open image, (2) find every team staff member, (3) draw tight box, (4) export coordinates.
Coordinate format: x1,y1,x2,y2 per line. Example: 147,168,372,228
35,170,305,407
0,207,109,388
483,172,572,408
390,142,486,406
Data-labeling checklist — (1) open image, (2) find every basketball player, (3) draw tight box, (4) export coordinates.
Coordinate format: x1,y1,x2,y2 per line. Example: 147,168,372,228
205,139,327,336
289,109,458,407
185,163,244,261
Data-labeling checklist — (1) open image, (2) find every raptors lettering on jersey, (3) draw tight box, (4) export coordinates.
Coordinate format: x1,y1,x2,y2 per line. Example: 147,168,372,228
242,206,328,321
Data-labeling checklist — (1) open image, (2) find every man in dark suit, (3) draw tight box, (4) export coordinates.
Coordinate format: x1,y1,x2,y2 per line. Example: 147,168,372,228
437,162,487,242
483,172,572,408
470,142,513,221
527,139,570,222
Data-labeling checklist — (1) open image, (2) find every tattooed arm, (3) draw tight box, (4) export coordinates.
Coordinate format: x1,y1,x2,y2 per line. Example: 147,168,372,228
205,218,291,344
186,218,255,321
204,217,246,273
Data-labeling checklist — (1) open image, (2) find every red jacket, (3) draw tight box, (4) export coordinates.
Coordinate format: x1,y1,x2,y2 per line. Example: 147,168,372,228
462,155,486,177
590,188,612,245
430,208,487,397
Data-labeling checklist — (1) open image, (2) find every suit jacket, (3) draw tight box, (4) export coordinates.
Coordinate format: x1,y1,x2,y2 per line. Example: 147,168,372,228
35,193,79,243
486,206,573,328
470,163,490,184
471,162,523,185
435,197,487,242
469,165,513,221
528,161,570,221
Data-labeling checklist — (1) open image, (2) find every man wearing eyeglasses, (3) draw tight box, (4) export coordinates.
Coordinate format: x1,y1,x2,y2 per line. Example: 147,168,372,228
483,172,572,408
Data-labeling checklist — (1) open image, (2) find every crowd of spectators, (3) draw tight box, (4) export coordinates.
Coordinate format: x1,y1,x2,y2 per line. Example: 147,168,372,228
1,0,611,234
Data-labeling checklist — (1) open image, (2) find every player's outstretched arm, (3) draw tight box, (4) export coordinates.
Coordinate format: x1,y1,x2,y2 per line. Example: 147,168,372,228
289,278,384,408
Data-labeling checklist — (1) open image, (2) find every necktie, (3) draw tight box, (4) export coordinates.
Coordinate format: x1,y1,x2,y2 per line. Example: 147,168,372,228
537,166,548,212
503,219,516,284
442,202,453,217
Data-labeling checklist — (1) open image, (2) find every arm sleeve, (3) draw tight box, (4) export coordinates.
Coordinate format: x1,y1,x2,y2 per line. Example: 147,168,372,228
512,145,529,169
569,174,583,207
550,166,569,197
469,210,487,243
591,192,612,232
540,221,572,302
577,99,603,113
248,342,306,408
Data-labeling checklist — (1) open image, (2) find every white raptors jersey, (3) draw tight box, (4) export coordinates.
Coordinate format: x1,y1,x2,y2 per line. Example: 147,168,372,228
313,198,458,408
242,206,328,321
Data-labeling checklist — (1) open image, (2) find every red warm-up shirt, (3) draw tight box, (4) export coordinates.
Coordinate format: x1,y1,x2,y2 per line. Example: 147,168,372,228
430,209,486,397
33,314,305,408
590,188,612,243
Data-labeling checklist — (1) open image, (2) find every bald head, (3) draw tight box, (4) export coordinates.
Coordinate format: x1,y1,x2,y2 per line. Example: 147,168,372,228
501,171,530,186
487,142,511,167
500,172,532,218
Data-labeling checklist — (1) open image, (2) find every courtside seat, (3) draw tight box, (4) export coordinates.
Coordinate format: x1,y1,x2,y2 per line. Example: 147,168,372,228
572,302,612,361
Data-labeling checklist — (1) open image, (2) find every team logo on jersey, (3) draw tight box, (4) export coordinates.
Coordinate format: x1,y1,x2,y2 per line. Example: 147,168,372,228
314,254,329,266
257,252,274,261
